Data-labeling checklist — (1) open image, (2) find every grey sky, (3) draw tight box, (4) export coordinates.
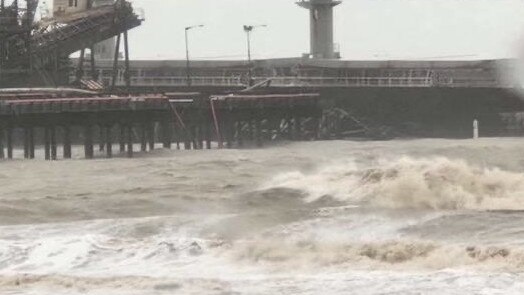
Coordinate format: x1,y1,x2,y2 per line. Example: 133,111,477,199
115,0,524,60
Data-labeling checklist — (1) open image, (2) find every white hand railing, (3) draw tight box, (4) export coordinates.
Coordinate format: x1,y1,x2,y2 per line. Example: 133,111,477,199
70,75,507,88
128,76,244,87
261,76,434,87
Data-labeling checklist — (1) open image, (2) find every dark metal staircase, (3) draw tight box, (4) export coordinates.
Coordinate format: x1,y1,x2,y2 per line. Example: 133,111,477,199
0,0,142,87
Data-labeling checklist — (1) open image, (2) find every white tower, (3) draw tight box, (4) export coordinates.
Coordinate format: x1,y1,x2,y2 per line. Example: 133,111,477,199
297,0,341,59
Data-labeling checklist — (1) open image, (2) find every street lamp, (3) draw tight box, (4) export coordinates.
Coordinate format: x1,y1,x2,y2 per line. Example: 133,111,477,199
243,24,267,86
185,24,204,87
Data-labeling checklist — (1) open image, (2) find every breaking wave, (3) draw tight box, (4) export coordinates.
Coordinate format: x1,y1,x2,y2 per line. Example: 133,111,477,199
231,238,524,271
263,157,524,210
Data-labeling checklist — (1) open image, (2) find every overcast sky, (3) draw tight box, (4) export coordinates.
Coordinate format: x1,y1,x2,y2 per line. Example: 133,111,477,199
53,0,524,60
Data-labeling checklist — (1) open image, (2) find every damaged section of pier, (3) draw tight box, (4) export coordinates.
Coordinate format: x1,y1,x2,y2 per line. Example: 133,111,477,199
0,90,323,160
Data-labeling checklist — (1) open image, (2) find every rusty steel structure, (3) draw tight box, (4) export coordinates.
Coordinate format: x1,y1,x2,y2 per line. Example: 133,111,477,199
0,0,142,87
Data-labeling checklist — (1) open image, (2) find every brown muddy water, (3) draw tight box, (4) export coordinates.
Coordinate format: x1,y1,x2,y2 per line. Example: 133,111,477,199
2,139,524,294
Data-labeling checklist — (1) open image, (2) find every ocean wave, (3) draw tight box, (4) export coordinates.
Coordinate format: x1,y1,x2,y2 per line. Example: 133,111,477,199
263,157,524,210
231,238,524,271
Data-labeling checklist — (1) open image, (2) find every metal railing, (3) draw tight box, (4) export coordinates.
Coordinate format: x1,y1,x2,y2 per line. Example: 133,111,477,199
127,76,244,87
434,77,506,88
262,76,434,87
77,75,509,88
108,76,434,88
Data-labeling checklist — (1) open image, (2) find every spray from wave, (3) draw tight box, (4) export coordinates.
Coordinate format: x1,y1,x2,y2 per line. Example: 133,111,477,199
263,157,524,210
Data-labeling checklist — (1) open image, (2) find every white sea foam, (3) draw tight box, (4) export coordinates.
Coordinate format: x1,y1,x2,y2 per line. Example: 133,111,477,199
265,156,524,210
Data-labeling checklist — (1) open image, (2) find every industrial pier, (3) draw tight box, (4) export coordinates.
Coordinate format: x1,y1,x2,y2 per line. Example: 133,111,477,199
2,0,524,161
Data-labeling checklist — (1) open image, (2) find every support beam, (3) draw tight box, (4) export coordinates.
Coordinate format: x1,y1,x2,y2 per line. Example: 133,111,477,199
99,126,105,152
192,125,200,150
0,127,4,160
198,125,204,150
84,124,94,159
6,127,12,159
126,124,133,158
161,120,172,149
140,122,147,152
119,123,126,153
28,128,35,159
50,126,57,160
148,121,155,150
44,127,51,160
23,127,30,159
174,123,181,150
106,125,113,158
205,119,211,150
63,125,72,159
184,127,191,150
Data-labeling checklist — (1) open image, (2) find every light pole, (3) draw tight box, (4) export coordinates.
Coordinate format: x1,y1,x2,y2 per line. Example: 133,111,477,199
185,24,204,87
243,25,266,86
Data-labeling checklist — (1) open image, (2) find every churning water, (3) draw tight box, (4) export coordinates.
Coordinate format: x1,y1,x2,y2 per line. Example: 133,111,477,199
2,139,524,294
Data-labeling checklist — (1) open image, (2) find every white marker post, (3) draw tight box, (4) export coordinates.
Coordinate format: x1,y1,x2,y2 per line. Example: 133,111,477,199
473,119,479,139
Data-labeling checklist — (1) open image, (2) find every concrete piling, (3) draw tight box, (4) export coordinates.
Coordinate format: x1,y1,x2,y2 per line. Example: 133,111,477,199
119,123,126,153
191,126,199,150
63,126,72,159
225,114,234,149
161,120,172,149
84,124,94,159
28,128,35,159
140,122,147,152
23,127,30,159
7,127,13,159
126,125,133,158
106,125,113,158
183,129,191,150
50,126,57,160
173,124,181,150
44,127,51,160
0,127,4,159
204,119,212,149
148,122,155,150
99,127,105,152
